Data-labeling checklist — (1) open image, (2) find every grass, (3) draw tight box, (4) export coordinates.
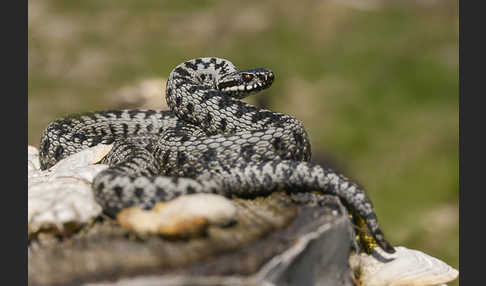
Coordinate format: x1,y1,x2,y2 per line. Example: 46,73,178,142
28,0,459,284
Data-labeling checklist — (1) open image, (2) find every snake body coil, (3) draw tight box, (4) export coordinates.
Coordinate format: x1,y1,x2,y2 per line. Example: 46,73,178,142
39,57,395,253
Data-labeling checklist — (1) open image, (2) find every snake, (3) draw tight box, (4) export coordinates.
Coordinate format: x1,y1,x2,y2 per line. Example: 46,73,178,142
38,57,395,253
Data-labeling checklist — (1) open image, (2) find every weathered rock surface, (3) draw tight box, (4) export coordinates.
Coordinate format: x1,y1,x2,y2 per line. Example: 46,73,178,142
349,246,459,286
28,145,112,236
117,194,237,237
28,192,356,286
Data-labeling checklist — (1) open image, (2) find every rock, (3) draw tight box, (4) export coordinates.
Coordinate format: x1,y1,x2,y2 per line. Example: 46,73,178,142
28,193,357,286
49,144,112,172
117,194,237,237
28,145,112,237
349,246,459,286
28,178,103,235
28,145,41,171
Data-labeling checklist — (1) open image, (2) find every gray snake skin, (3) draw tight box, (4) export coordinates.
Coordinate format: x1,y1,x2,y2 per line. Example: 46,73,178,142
39,57,395,253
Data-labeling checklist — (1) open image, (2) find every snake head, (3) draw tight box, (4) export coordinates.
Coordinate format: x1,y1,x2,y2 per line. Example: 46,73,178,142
217,68,275,99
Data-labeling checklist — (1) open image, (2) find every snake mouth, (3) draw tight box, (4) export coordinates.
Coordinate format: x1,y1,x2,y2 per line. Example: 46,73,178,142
220,81,267,92
218,69,274,97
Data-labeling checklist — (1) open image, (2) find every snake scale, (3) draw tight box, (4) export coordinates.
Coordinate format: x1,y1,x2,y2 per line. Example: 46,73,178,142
39,57,395,253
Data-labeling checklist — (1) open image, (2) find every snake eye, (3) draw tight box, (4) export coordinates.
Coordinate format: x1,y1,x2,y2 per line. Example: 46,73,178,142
242,74,253,82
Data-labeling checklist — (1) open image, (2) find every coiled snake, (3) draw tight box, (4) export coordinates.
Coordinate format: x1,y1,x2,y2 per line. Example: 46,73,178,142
39,57,395,253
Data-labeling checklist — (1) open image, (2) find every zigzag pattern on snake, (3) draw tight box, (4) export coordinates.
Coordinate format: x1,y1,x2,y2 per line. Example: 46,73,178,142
39,57,395,253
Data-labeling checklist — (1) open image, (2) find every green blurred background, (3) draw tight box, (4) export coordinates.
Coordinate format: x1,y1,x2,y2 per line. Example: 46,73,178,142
28,0,458,282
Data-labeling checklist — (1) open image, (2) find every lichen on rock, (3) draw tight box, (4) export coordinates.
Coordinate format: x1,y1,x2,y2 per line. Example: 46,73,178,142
117,193,237,237
28,144,112,236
